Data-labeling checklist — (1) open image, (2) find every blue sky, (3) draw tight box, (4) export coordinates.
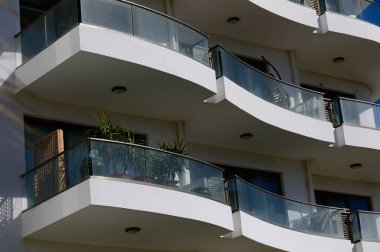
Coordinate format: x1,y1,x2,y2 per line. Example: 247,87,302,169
360,0,380,26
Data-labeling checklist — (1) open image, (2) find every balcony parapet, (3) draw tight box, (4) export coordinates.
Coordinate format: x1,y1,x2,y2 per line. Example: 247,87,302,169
227,176,346,239
16,0,209,67
352,210,380,242
21,138,226,210
209,45,329,121
319,0,380,27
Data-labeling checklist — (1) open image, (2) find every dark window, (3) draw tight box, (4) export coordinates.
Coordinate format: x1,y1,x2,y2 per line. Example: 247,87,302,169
20,0,62,29
221,165,283,195
301,84,356,100
315,190,372,211
236,55,268,73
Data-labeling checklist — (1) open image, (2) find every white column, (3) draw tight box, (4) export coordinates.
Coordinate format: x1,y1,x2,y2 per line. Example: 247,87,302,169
288,50,300,86
304,160,316,204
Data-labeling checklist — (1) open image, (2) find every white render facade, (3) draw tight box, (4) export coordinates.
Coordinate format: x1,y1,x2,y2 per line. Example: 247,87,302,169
1,0,380,252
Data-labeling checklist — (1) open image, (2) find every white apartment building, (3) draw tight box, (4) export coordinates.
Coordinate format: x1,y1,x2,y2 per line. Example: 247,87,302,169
1,0,380,251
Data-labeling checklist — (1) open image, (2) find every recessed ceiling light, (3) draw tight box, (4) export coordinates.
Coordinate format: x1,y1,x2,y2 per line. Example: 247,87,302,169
227,17,240,24
125,227,141,234
240,133,253,140
111,86,127,94
350,163,362,170
333,57,345,63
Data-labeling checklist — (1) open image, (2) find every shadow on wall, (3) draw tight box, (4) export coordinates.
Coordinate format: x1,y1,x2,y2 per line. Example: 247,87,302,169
0,87,26,251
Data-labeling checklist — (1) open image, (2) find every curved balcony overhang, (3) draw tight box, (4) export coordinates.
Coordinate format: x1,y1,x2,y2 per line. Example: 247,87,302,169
224,177,352,252
173,0,380,99
22,178,234,250
234,211,353,252
13,0,216,120
21,139,233,250
208,46,335,143
319,12,380,44
333,98,380,150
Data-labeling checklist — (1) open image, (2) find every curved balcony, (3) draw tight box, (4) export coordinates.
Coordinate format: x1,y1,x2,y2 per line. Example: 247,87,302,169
333,97,380,150
320,0,380,27
333,98,380,129
22,138,226,210
227,177,345,238
210,45,327,121
16,0,209,66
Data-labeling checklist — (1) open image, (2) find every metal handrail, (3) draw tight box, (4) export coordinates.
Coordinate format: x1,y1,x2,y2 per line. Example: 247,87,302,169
118,0,209,38
233,175,346,211
21,137,225,178
210,45,326,96
337,97,380,107
18,0,208,39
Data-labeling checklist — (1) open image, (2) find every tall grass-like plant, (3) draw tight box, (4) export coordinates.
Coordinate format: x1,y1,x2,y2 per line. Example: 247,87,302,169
148,139,188,186
83,113,137,177
157,139,188,155
87,112,129,142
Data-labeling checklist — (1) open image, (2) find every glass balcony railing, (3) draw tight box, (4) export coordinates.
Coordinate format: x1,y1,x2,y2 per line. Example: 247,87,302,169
352,211,380,242
333,98,380,129
227,177,345,238
16,0,209,66
319,0,380,27
209,46,327,121
288,0,308,7
21,138,226,210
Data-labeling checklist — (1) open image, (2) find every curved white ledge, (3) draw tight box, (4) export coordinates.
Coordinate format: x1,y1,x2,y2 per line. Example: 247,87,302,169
14,24,216,94
318,12,380,43
214,77,335,143
335,125,380,150
22,178,233,248
234,211,352,252
249,0,319,28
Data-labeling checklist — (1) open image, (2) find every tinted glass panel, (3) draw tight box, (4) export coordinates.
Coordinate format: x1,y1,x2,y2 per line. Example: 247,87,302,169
315,190,372,211
222,165,283,195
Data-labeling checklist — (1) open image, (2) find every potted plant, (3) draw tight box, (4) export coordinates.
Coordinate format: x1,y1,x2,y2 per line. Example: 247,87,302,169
148,139,188,186
81,113,134,177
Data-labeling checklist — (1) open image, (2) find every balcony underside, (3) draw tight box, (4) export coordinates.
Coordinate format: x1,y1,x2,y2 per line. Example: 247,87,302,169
187,78,380,184
233,211,353,252
173,0,380,99
22,178,235,251
14,25,216,121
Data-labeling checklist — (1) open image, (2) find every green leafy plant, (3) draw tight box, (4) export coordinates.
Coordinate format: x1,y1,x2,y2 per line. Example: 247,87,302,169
82,113,137,177
157,139,188,155
86,112,130,142
147,139,188,186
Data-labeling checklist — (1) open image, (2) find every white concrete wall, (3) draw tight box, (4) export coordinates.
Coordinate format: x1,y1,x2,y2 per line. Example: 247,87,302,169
189,143,310,203
0,87,26,251
314,175,380,211
18,94,178,148
300,70,372,101
0,1,20,86
209,36,295,85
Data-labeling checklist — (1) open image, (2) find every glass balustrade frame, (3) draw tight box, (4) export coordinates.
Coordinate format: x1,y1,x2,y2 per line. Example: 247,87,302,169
21,138,226,210
16,0,209,66
318,0,380,27
352,210,380,242
210,45,328,121
332,97,380,129
227,176,346,239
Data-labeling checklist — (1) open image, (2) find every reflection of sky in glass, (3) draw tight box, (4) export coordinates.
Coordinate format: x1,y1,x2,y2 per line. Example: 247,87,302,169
360,0,380,26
